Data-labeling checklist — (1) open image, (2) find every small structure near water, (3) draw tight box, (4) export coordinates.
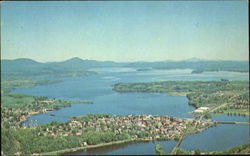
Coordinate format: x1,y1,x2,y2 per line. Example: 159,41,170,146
193,107,210,113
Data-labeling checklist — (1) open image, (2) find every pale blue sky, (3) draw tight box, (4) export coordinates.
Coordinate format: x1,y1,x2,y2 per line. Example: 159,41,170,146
1,1,248,62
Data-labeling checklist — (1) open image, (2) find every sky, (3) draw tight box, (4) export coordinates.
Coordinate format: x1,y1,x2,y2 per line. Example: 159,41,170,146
1,1,249,62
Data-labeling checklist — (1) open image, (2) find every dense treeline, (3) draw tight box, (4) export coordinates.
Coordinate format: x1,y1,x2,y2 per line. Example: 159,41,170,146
210,143,250,154
154,143,250,155
1,127,129,155
113,80,249,116
155,144,167,155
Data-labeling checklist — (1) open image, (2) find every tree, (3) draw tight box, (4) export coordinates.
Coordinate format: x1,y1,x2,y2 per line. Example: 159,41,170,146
194,149,201,155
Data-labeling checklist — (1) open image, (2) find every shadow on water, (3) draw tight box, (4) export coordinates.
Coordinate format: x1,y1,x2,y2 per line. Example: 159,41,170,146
64,140,176,155
64,142,134,155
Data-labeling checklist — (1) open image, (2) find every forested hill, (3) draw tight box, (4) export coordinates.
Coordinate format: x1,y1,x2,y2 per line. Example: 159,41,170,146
1,57,117,80
1,57,249,80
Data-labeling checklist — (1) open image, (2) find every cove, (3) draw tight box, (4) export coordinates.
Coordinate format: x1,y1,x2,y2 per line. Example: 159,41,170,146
11,68,249,154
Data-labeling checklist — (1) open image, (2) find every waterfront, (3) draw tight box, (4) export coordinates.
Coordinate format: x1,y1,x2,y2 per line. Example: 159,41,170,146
12,68,249,154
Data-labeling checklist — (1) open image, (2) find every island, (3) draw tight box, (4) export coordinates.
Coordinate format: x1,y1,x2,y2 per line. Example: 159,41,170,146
191,69,203,74
136,68,152,71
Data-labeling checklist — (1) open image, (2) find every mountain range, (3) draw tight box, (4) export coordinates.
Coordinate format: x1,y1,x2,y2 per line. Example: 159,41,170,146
1,57,249,80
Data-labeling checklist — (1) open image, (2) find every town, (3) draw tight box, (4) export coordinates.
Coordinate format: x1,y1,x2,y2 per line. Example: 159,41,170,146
2,113,216,155
1,93,93,129
38,114,215,143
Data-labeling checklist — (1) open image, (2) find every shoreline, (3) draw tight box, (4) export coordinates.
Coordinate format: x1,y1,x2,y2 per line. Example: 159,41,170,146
35,137,175,156
20,99,94,126
19,111,41,126
35,139,135,156
167,91,189,96
22,119,248,156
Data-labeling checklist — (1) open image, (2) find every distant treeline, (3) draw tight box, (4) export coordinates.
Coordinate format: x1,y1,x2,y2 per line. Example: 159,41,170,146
1,58,248,80
125,60,249,73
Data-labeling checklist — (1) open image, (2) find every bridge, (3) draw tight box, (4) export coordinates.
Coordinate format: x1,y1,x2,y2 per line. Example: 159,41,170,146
170,135,185,154
216,121,250,124
170,122,195,154
170,119,249,154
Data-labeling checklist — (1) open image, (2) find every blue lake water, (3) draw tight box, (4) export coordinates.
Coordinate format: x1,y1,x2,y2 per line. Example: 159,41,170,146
12,68,249,154
211,114,250,122
181,124,250,152
69,140,176,155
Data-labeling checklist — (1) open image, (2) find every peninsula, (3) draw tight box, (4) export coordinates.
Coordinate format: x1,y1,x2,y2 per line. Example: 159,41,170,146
113,80,249,117
2,114,215,155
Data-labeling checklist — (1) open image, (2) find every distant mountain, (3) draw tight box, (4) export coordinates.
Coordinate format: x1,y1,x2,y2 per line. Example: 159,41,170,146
48,57,118,70
1,57,119,80
11,58,42,64
184,57,208,62
1,57,249,80
2,58,43,65
1,58,46,73
65,57,83,61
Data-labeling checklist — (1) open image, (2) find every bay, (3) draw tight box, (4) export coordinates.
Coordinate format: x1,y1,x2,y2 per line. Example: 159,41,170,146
12,68,249,154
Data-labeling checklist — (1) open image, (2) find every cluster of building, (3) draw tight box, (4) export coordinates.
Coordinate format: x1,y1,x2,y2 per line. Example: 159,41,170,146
193,107,210,114
43,114,215,140
1,107,30,128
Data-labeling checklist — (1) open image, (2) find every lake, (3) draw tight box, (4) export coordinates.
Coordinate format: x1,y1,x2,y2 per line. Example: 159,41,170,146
12,68,249,154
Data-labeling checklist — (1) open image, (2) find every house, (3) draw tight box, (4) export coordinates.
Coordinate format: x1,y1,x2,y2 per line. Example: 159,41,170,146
199,107,210,111
194,109,204,113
